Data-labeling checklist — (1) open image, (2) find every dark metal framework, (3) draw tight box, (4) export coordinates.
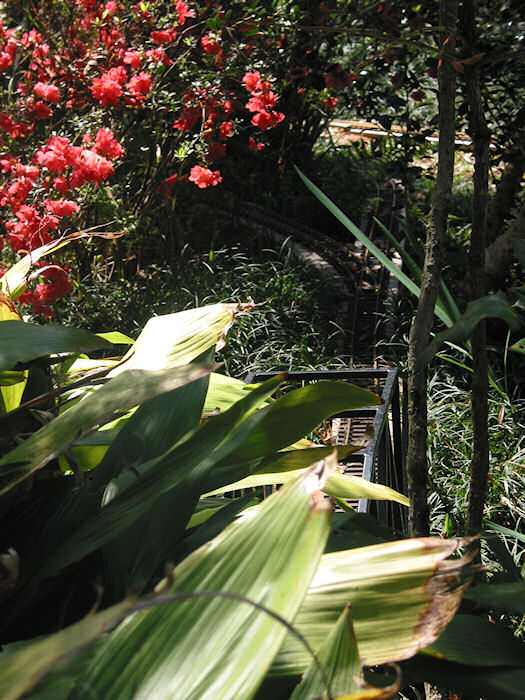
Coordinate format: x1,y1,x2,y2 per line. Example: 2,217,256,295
244,368,408,534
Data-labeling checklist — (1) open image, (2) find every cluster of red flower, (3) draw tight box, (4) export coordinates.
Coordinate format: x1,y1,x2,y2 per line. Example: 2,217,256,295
0,0,341,316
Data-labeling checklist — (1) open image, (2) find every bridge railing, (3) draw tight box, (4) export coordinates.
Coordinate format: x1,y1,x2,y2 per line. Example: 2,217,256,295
243,367,408,534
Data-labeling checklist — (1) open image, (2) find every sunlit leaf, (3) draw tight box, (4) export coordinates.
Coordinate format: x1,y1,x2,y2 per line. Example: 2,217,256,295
290,604,400,700
68,461,334,700
0,365,214,494
0,321,113,372
273,538,472,675
0,230,124,301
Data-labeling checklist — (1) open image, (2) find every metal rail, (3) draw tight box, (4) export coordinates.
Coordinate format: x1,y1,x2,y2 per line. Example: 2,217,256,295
244,367,408,533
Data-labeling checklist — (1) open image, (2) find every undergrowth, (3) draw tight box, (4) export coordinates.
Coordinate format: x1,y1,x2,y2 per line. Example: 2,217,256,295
57,237,350,378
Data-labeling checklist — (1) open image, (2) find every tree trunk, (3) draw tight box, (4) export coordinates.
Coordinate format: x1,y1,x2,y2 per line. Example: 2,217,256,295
486,150,525,247
405,0,458,537
485,199,525,286
460,0,491,539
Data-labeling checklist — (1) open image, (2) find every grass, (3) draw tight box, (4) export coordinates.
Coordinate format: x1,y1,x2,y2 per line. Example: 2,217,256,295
426,372,525,542
57,235,350,378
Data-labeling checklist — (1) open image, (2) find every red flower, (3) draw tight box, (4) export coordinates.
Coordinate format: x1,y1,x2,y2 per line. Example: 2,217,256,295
251,109,284,130
33,82,60,103
44,198,80,217
219,121,233,140
246,90,278,113
248,137,265,151
242,71,263,92
94,128,124,159
31,101,53,119
175,0,194,26
53,176,69,193
126,72,152,103
150,28,177,45
173,108,200,131
201,35,221,55
188,165,222,189
70,149,115,187
322,96,338,111
90,66,127,106
123,50,143,70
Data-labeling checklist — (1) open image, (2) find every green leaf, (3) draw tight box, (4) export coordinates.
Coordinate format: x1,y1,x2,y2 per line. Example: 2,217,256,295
273,538,471,675
290,604,399,700
463,582,525,616
69,463,333,700
215,380,380,466
513,238,525,268
402,653,525,700
0,230,124,301
0,321,113,372
206,450,409,507
509,336,525,354
96,331,134,344
37,375,285,579
111,302,250,374
426,614,525,668
416,292,521,369
295,168,452,327
204,372,266,415
484,520,525,545
0,365,214,494
373,216,460,326
0,598,136,700
101,352,213,600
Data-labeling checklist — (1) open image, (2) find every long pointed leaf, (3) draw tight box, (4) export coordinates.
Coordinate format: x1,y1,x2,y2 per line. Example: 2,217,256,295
295,167,452,327
0,365,214,494
69,461,334,700
273,538,472,675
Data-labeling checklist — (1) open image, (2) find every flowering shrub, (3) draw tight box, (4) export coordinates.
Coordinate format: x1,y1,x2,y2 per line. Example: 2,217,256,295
0,0,363,316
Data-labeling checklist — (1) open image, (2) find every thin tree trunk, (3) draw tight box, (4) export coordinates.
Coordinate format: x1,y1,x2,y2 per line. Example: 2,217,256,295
460,0,491,538
406,0,458,537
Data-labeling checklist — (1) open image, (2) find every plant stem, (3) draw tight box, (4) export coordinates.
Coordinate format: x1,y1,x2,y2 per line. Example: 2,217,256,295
405,0,458,537
460,0,491,539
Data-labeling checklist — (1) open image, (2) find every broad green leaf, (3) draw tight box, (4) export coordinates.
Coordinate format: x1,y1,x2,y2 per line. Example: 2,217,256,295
0,371,26,386
203,445,360,495
402,653,525,700
416,292,521,369
0,296,25,413
0,230,124,301
110,302,251,374
0,365,214,494
36,375,285,579
174,495,257,564
426,614,525,668
96,331,134,344
204,372,264,414
0,321,113,372
290,604,400,700
0,598,136,700
201,382,380,496
101,350,214,600
273,538,471,675
206,457,409,507
463,582,525,616
69,461,334,700
296,168,452,327
215,380,380,466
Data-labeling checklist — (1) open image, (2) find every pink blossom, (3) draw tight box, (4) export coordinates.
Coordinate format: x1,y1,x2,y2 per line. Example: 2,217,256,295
188,165,222,189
